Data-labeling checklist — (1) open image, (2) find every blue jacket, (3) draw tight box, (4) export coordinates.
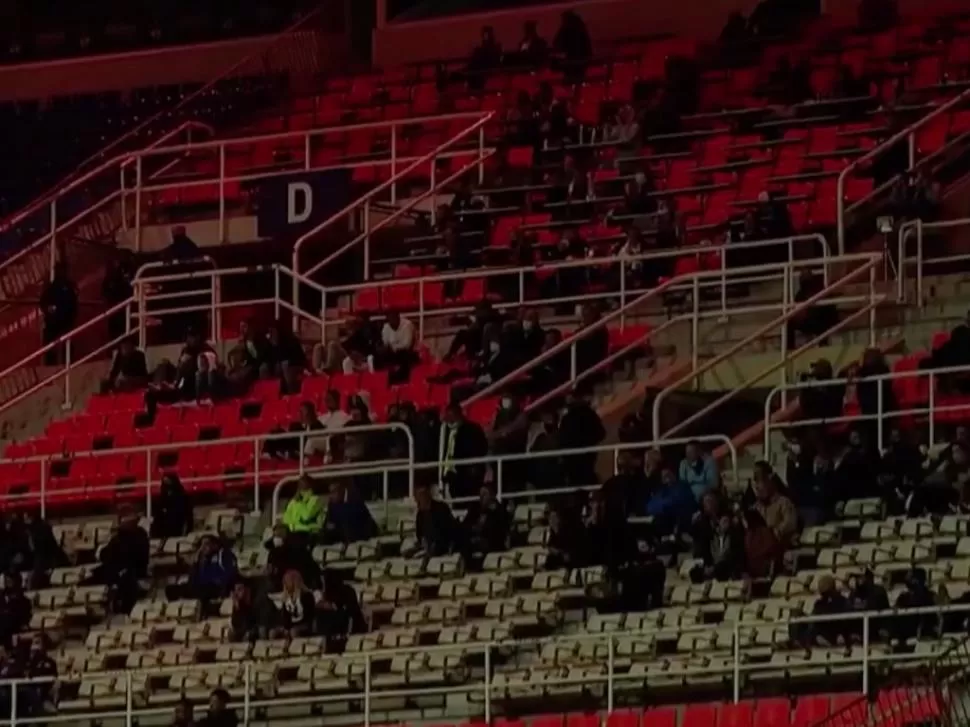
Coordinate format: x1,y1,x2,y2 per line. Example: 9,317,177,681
192,548,238,591
679,455,719,501
646,481,697,526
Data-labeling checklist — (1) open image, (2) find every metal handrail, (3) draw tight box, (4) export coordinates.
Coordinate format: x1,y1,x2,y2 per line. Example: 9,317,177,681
836,86,970,254
897,216,970,305
466,253,871,409
652,255,884,439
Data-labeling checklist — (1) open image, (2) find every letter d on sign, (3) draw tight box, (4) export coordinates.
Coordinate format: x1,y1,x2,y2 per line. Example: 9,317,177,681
287,182,313,224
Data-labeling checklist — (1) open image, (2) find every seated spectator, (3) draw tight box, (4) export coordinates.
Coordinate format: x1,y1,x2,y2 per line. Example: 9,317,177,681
558,390,606,486
752,471,797,545
516,20,548,67
197,688,238,727
378,311,417,383
282,475,325,544
787,272,839,347
315,313,379,373
585,490,632,576
465,330,517,393
263,322,307,377
603,450,651,520
490,393,529,458
810,576,852,646
150,474,193,539
691,490,726,556
552,10,591,83
23,634,56,715
234,319,266,368
920,441,969,513
21,512,68,583
444,302,497,363
441,403,488,498
319,390,350,430
175,329,217,401
172,699,195,727
321,481,378,545
611,177,654,219
87,509,149,614
616,226,654,290
229,581,275,643
413,483,463,557
691,510,744,583
225,346,257,395
546,506,585,570
893,569,937,642
277,569,316,637
798,357,845,422
549,154,590,206
741,509,782,578
544,228,589,302
316,569,367,649
849,569,890,630
171,535,237,608
646,467,696,535
103,337,148,393
604,104,641,147
679,440,719,502
0,574,31,646
574,303,609,382
342,347,375,375
530,329,569,394
618,530,667,611
467,25,502,90
789,449,839,527
755,191,793,239
463,484,510,556
265,523,320,591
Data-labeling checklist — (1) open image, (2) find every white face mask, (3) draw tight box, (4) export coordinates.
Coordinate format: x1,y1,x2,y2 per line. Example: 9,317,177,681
523,321,534,331
502,397,513,409
489,342,500,354
272,536,283,547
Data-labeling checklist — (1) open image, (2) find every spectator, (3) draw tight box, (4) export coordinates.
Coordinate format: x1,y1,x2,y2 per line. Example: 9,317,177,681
379,311,417,383
150,474,193,539
752,471,797,545
229,581,274,643
856,347,896,424
574,303,609,382
691,511,744,583
444,302,497,362
282,475,325,544
893,569,937,642
528,407,564,487
463,484,510,556
171,535,237,607
691,490,727,557
102,254,135,341
265,523,320,591
277,569,316,637
413,483,463,557
441,403,488,498
612,177,654,219
798,358,845,423
618,531,667,611
196,688,238,727
920,441,969,513
174,329,217,402
617,226,654,290
850,568,890,614
618,397,655,445
87,510,149,614
558,390,606,486
467,25,502,90
787,273,839,348
881,428,927,510
321,481,378,545
166,225,201,261
316,569,367,648
603,450,650,520
545,227,588,302
605,104,640,146
679,440,719,501
263,322,306,377
172,698,195,727
102,337,148,393
490,392,529,458
810,575,852,646
531,328,569,394
741,509,782,578
39,261,78,365
319,390,350,430
546,506,585,570
22,512,68,581
585,490,631,575
553,10,591,83
0,575,31,646
743,459,789,511
516,20,547,67
466,329,517,393
789,450,839,527
23,634,56,715
232,319,266,372
646,467,696,535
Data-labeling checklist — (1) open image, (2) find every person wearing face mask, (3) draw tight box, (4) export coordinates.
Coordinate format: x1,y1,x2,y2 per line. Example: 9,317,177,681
678,440,719,502
321,481,378,546
558,390,606,486
491,393,529,460
264,523,320,590
444,302,501,363
461,332,516,397
440,403,488,499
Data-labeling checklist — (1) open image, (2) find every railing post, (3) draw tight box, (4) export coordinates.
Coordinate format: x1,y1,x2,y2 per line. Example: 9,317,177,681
40,463,47,519
211,270,221,344
305,132,312,172
496,459,504,499
9,677,16,727
364,653,372,727
862,613,870,696
720,243,728,316
135,156,143,253
607,634,615,713
929,371,936,446
570,341,578,382
691,274,700,383
49,199,58,281
619,259,627,328
391,124,398,204
868,263,876,347
484,644,492,723
780,265,790,410
219,144,227,242
253,440,261,514
478,126,486,185
908,131,916,170
430,158,437,224
877,378,884,453
418,279,426,344
363,199,371,282
120,162,129,231
63,339,72,409
274,266,281,321
382,470,390,526
518,269,525,306
733,620,741,703
125,670,133,727
145,450,153,519
244,661,252,726
916,219,925,307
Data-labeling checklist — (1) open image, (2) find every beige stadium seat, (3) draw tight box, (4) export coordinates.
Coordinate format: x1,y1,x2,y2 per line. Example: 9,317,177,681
800,525,840,547
527,526,549,546
853,543,895,567
940,515,970,537
840,498,883,520
60,677,128,712
893,540,934,563
426,553,463,578
899,517,936,539
586,613,625,633
204,508,243,539
49,565,92,586
252,639,289,660
676,630,717,653
950,559,970,581
708,579,748,603
312,542,347,566
514,503,546,529
386,557,424,580
817,546,858,569
614,634,656,660
437,624,479,645
345,539,380,562
354,561,389,582
669,582,710,606
860,520,898,542
723,601,765,623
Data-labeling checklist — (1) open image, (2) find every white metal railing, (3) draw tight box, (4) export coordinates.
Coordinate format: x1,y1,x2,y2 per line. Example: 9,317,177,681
121,111,495,250
763,363,970,454
291,112,495,313
652,254,885,439
0,603,963,726
268,435,738,524
1,425,412,520
837,87,970,255
897,216,970,305
467,253,875,410
317,233,831,343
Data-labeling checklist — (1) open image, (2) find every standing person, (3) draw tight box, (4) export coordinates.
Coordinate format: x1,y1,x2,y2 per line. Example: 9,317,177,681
440,403,488,498
196,689,238,727
150,474,193,539
40,262,78,365
558,390,606,486
282,476,325,546
379,311,417,384
553,10,591,83
171,699,194,727
315,569,367,651
102,255,134,341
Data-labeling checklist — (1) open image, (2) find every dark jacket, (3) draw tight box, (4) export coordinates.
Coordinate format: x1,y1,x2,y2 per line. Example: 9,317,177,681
317,577,367,636
109,349,149,383
322,499,378,545
416,500,463,556
100,525,150,578
40,277,78,332
576,326,609,376
265,538,321,590
279,590,316,630
197,710,239,727
462,501,511,553
190,547,238,593
150,484,193,539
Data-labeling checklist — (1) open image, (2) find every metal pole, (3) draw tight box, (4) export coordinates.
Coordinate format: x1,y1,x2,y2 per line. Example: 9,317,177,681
868,263,876,346
691,275,700,381
63,339,72,409
430,158,437,223
877,380,884,453
732,621,741,703
305,132,312,172
607,635,615,713
862,613,870,696
496,459,504,499
418,279,426,344
120,163,128,231
484,644,492,723
478,126,485,185
390,125,397,204
916,219,924,306
929,371,936,446
219,144,227,242
907,132,915,170
138,282,147,350
244,662,252,726
570,342,577,381
9,677,16,727
49,200,57,281
125,671,133,727
720,244,728,316
382,470,390,527
274,267,281,321
780,265,790,410
253,441,261,514
135,157,143,252
364,653,372,727
518,270,525,307
146,450,153,519
619,260,627,330
211,272,219,343
363,200,371,282
40,464,47,519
